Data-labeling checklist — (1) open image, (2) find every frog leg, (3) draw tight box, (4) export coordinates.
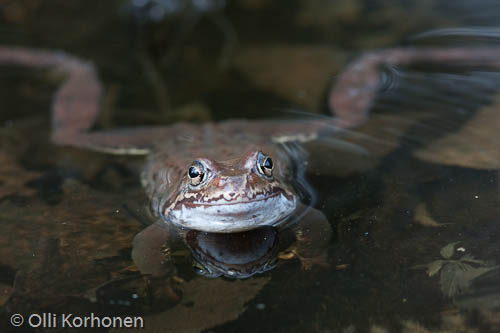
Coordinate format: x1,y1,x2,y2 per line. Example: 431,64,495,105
278,205,333,270
0,47,327,152
329,47,500,129
0,47,101,137
0,47,200,155
131,220,184,277
216,47,500,145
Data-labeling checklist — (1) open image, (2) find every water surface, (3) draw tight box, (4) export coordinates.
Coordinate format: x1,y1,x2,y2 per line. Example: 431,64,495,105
0,0,499,332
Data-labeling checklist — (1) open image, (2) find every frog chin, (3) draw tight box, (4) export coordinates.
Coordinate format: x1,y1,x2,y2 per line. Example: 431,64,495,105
166,192,297,233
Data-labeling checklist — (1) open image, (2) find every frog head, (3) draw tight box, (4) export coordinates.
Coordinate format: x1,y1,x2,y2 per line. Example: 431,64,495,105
160,148,297,232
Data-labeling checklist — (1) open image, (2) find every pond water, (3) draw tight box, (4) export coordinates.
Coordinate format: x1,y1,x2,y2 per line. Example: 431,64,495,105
0,0,499,332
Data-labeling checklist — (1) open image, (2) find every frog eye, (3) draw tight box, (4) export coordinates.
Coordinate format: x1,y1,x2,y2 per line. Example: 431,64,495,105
187,161,206,186
256,152,274,177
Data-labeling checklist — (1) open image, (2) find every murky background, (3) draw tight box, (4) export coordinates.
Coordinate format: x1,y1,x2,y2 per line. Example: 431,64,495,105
0,0,499,332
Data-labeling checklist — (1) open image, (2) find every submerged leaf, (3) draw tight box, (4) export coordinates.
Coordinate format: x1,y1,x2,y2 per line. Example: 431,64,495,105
440,262,500,297
427,260,444,277
440,242,460,260
414,203,449,227
460,264,500,284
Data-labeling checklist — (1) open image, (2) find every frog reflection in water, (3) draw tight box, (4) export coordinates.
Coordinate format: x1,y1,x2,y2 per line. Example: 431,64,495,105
132,206,331,278
2,43,500,275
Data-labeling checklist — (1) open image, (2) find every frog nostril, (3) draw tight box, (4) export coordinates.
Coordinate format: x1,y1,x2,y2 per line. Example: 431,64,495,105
229,192,236,197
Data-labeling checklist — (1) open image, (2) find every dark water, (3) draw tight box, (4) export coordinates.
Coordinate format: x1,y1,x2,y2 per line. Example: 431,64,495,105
0,0,500,332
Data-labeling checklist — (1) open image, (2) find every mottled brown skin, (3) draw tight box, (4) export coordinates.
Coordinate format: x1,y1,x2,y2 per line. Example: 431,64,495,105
0,47,319,232
2,45,500,232
143,138,300,232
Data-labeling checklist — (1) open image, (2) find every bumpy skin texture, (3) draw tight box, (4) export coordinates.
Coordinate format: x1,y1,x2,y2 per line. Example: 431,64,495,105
3,46,500,231
144,140,299,232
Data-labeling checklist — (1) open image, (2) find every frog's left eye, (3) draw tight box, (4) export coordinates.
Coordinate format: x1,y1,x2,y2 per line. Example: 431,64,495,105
256,152,274,177
187,161,206,186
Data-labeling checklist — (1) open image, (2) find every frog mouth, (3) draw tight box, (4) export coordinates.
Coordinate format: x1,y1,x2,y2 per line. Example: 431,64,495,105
167,191,298,233
188,191,282,207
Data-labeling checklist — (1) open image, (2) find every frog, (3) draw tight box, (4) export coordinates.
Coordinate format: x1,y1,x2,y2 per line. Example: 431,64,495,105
4,46,500,231
0,46,333,234
1,44,500,274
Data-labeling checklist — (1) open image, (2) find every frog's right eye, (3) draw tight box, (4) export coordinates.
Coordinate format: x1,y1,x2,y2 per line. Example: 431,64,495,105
187,161,206,186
